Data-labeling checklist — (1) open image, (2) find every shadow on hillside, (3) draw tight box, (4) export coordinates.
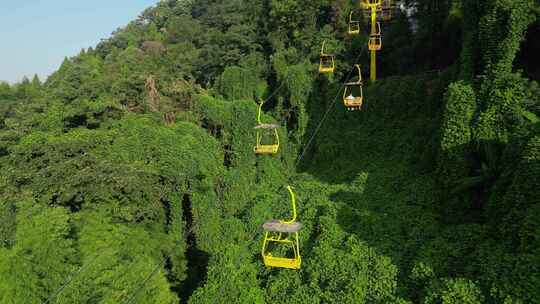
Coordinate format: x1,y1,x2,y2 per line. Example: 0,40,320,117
293,68,539,301
297,71,450,184
325,139,540,300
516,20,540,82
327,165,437,302
177,194,210,303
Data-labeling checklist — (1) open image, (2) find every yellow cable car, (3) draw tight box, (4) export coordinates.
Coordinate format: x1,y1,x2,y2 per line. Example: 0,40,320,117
253,102,280,155
261,186,302,269
361,0,382,9
319,40,335,74
348,11,360,35
362,0,382,19
368,22,382,51
343,64,364,111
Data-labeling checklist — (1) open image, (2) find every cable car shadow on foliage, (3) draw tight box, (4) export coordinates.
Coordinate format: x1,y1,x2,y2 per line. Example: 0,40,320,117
175,194,210,303
295,68,371,181
328,187,412,288
328,135,540,301
435,138,521,225
261,186,302,270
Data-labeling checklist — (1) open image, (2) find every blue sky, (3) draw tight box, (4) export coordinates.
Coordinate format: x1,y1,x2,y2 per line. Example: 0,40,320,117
0,0,159,84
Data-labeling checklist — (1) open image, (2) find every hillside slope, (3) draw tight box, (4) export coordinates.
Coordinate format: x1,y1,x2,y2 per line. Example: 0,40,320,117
0,0,539,303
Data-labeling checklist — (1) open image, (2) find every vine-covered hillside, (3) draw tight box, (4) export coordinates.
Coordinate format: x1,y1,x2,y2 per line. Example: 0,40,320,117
0,0,539,303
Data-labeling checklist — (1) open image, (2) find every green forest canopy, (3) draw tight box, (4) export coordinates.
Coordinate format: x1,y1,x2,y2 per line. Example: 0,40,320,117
0,0,539,303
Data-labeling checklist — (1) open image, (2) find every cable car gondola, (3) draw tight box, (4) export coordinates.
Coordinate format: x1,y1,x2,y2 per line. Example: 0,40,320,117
368,22,382,51
261,186,302,269
319,40,335,74
348,11,361,35
254,102,280,155
343,64,364,111
362,0,382,9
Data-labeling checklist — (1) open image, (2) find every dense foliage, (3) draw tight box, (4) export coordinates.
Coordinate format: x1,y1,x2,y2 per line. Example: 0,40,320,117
0,0,539,303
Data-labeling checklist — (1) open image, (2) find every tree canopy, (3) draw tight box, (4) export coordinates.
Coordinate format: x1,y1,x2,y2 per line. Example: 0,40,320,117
0,0,538,303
